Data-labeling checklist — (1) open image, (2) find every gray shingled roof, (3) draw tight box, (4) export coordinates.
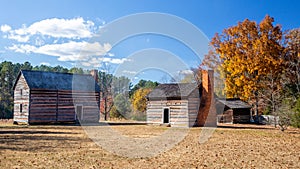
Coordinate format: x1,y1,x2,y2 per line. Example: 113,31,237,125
15,70,100,92
217,98,252,109
147,83,199,99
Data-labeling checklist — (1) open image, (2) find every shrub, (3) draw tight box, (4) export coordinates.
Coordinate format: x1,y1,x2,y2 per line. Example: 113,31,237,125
109,106,123,119
291,97,300,128
131,111,146,121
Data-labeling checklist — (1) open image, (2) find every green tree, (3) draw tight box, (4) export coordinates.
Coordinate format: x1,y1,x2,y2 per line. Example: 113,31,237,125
130,79,159,97
114,93,131,118
69,67,84,74
0,61,18,118
290,97,300,128
109,105,122,119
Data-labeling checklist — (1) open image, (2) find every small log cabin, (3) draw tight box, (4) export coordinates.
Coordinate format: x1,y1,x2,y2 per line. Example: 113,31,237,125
216,98,252,124
13,70,100,124
146,70,216,127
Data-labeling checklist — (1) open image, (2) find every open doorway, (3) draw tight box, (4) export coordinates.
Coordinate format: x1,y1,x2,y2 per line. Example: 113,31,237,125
75,105,83,121
163,108,170,123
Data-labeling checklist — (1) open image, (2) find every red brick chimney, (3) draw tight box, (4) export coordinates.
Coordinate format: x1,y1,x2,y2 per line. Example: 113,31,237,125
197,70,217,127
90,69,98,83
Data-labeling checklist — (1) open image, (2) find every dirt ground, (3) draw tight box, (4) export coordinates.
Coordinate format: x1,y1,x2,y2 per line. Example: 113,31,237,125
0,121,299,169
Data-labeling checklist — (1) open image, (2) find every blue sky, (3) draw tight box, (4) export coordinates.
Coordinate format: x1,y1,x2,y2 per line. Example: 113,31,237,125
0,0,299,83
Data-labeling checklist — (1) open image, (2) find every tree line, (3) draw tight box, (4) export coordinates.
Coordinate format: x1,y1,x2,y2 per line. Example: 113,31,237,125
202,15,300,130
0,61,159,120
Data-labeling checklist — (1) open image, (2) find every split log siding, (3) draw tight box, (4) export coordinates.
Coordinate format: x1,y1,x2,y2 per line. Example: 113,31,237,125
13,74,30,123
147,99,189,127
29,90,57,123
28,90,100,123
146,86,201,127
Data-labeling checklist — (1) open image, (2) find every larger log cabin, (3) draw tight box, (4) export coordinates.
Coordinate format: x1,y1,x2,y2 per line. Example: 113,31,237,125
13,70,100,124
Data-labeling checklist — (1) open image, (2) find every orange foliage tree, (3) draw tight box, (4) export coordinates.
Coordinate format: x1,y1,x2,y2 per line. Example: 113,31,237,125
211,15,285,100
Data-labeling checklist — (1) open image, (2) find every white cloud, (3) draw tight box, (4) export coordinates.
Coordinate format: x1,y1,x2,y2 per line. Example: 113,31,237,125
1,17,128,67
0,24,11,32
107,53,115,57
8,41,112,61
40,62,50,66
101,57,128,64
178,69,194,75
8,44,37,53
122,70,137,74
35,37,45,46
7,34,30,42
80,57,130,68
1,17,95,42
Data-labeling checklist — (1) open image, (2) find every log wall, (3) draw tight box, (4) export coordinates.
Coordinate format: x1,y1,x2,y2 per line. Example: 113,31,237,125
29,90,100,123
13,74,30,123
147,99,189,127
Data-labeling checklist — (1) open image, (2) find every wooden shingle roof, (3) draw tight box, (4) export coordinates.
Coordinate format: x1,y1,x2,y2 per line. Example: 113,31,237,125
147,83,199,100
217,98,252,109
14,70,100,92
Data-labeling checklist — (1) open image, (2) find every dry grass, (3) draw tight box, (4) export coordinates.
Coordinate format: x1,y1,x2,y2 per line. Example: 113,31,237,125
0,122,299,168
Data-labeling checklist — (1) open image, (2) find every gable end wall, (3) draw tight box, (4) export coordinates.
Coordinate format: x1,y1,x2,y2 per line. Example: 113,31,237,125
14,74,30,123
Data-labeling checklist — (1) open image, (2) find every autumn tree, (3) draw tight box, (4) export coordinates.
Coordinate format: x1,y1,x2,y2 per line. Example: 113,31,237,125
211,15,285,104
132,88,152,113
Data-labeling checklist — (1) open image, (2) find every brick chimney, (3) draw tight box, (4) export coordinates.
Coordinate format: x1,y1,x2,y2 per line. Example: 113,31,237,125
196,70,217,127
90,69,98,83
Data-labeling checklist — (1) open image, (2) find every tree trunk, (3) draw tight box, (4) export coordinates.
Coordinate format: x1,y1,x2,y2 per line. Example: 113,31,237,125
104,97,108,121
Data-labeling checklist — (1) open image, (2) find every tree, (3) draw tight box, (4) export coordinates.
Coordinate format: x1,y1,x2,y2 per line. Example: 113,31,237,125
277,102,292,131
114,93,131,118
21,61,33,70
99,71,114,121
112,76,131,97
69,67,84,74
33,65,51,72
131,88,152,113
52,65,68,73
211,15,284,101
109,106,122,119
131,88,152,121
130,80,159,97
291,97,300,128
284,28,300,98
0,61,27,118
0,61,15,118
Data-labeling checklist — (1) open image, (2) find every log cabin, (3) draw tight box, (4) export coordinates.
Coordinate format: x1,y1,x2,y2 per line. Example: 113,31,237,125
146,70,216,127
216,98,252,124
13,70,100,124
